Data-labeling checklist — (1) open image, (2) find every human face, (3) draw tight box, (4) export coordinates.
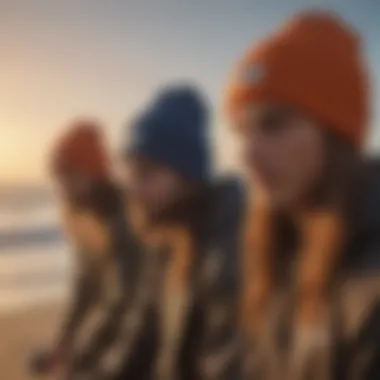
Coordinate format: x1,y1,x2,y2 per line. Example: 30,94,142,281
121,157,188,223
235,103,326,209
54,171,92,203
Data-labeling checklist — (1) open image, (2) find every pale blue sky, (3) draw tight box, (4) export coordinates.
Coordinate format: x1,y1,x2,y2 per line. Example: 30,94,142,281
1,0,379,182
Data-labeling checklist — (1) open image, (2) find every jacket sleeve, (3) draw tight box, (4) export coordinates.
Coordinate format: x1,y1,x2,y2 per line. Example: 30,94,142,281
73,249,157,379
71,285,127,372
195,179,243,380
55,256,100,356
344,283,380,380
195,223,242,380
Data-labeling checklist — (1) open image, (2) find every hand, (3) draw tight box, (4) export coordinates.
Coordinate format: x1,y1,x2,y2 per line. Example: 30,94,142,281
250,330,283,380
67,368,112,380
54,360,73,380
29,347,58,375
288,325,332,380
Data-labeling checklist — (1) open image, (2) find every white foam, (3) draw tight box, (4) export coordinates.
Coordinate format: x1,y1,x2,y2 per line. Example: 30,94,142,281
0,203,60,233
0,243,72,312
0,200,72,313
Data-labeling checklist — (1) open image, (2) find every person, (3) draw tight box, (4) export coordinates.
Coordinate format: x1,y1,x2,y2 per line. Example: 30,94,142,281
30,120,141,380
225,10,380,380
111,84,245,380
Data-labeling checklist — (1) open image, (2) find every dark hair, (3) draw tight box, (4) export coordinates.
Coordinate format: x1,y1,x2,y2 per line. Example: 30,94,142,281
69,179,122,220
133,177,210,241
242,131,366,334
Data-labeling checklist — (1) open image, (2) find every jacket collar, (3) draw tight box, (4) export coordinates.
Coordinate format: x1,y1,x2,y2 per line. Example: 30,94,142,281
345,158,380,268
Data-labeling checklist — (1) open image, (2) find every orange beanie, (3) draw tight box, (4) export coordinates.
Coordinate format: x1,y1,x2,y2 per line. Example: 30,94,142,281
226,10,370,147
51,119,110,180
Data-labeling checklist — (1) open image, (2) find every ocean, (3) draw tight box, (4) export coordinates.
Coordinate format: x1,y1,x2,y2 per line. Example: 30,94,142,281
0,189,72,313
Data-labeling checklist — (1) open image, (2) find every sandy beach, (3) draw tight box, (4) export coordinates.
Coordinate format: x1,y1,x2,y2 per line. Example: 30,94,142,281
0,303,64,380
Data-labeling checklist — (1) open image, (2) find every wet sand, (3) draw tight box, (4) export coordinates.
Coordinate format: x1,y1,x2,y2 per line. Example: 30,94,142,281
0,302,64,380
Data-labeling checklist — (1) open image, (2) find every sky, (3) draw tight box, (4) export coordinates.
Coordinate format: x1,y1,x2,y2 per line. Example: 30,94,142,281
1,0,380,183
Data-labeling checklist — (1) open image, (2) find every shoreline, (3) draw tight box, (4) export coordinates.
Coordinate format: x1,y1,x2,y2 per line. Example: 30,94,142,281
0,294,66,316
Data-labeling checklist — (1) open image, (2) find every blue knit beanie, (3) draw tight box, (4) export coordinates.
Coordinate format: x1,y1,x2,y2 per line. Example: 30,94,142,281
127,84,211,182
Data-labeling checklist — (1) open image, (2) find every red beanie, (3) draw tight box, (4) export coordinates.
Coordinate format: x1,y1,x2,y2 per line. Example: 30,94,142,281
226,10,370,148
51,119,110,180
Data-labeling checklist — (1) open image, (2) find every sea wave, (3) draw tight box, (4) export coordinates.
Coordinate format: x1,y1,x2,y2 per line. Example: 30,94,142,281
0,195,71,312
0,227,64,250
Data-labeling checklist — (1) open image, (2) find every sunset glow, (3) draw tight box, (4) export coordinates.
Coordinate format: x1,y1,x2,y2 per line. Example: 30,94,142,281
1,1,379,183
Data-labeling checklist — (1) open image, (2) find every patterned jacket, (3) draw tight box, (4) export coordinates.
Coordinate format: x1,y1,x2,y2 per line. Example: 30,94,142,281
242,159,380,380
55,193,143,377
76,176,245,380
336,159,380,380
152,176,245,380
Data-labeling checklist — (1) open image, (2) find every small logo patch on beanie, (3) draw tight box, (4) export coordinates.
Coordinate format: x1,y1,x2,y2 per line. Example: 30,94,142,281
239,64,265,85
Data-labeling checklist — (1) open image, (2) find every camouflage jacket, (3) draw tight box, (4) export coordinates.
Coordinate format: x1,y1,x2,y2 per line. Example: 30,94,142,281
77,176,245,380
243,159,380,380
55,194,143,375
